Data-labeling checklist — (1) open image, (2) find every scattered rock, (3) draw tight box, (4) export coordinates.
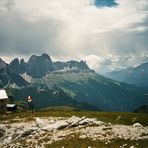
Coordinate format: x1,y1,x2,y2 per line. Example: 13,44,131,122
36,117,45,127
119,144,127,148
133,123,143,128
116,116,121,121
79,134,87,139
67,116,85,127
21,130,34,138
0,116,148,147
0,129,5,138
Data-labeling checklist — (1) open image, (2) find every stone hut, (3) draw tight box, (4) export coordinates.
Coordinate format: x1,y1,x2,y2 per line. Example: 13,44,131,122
0,89,8,113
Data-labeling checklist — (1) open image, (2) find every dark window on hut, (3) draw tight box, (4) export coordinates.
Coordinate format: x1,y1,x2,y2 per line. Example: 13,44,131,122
1,100,4,103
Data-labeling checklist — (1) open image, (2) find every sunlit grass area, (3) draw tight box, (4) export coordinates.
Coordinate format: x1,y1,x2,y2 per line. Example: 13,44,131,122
0,108,148,126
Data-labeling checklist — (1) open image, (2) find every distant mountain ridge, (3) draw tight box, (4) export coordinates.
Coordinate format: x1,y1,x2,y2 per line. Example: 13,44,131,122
0,58,29,88
106,62,148,86
1,54,99,111
10,53,93,78
1,53,148,111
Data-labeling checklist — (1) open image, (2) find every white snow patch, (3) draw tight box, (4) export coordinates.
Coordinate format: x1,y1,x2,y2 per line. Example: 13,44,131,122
21,73,32,83
8,83,20,89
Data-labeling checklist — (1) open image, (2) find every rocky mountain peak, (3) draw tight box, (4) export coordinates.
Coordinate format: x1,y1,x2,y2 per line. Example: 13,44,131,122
20,59,28,74
0,58,7,70
107,61,148,86
28,54,52,64
41,53,52,62
10,58,28,74
10,58,20,73
9,53,93,77
136,62,148,70
27,54,54,78
67,60,89,70
0,58,29,88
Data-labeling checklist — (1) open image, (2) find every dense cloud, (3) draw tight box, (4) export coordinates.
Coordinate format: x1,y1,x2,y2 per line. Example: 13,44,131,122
0,0,148,73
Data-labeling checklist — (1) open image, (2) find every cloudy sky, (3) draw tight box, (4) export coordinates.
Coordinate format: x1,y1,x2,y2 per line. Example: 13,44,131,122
0,0,148,73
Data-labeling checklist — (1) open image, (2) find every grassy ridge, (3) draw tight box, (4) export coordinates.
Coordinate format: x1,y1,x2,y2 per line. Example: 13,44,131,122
0,109,148,126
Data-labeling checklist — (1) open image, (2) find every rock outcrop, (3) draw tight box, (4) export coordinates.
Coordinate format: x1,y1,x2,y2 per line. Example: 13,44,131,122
27,54,54,78
0,58,29,88
0,116,148,147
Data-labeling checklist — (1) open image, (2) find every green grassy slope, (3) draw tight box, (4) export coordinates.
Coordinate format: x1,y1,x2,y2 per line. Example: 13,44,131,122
5,71,148,112
1,109,148,126
6,86,101,111
31,72,148,112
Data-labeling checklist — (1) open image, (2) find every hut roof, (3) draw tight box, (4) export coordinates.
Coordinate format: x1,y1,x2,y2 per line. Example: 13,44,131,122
7,104,17,108
0,89,8,100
